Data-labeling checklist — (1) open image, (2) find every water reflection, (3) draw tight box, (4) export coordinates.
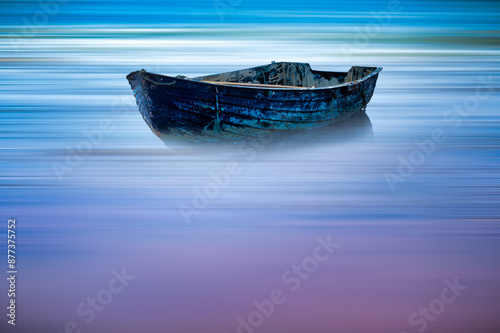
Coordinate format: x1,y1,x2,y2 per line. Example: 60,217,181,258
154,110,373,150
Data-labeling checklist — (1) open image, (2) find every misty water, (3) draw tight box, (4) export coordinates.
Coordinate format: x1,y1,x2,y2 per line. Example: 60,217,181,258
1,1,500,332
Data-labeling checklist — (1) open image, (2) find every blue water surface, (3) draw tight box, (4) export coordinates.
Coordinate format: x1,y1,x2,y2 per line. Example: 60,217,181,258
1,1,500,332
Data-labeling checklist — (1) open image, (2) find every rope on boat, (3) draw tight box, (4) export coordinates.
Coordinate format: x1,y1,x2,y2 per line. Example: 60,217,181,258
204,86,223,134
139,69,176,86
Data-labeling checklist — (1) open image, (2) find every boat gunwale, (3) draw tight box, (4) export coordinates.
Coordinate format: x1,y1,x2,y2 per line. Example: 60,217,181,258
136,66,383,92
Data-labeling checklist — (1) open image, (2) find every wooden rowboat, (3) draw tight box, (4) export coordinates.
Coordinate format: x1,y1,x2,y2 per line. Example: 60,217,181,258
126,62,382,141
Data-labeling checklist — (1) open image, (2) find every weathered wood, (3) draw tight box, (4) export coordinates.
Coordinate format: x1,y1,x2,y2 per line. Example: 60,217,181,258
126,62,382,141
202,80,309,89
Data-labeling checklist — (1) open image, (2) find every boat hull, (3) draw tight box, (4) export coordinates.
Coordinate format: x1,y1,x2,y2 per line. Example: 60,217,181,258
126,64,381,141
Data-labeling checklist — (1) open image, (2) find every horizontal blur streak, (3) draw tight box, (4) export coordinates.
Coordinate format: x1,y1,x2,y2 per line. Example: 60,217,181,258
1,1,500,333
1,0,500,25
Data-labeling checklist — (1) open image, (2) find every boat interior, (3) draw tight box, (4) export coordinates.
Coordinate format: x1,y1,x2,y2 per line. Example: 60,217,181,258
193,62,378,88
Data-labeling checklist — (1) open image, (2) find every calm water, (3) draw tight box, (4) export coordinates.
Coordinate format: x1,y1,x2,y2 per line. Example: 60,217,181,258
1,1,500,332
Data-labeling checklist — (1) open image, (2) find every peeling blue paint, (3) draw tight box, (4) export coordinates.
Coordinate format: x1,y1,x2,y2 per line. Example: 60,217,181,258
126,62,382,141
